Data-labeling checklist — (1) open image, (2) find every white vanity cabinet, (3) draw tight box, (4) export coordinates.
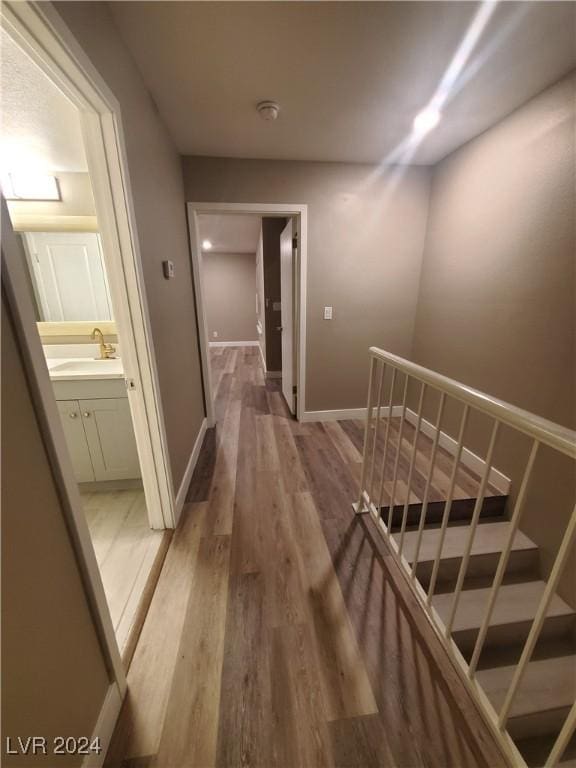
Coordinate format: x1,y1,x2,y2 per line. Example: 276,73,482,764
53,378,141,483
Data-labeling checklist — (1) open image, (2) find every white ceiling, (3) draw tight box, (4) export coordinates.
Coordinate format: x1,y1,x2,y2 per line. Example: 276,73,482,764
0,29,87,173
198,214,261,254
111,1,576,165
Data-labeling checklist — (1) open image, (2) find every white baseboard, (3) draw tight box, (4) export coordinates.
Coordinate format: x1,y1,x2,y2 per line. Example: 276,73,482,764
83,683,123,767
175,417,208,523
302,405,404,422
405,409,511,494
209,340,259,347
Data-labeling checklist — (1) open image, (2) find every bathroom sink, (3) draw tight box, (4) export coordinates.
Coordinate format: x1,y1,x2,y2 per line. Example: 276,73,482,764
47,358,124,380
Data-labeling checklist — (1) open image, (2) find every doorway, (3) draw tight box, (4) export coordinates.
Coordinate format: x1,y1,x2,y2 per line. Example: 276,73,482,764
187,203,308,424
1,3,174,681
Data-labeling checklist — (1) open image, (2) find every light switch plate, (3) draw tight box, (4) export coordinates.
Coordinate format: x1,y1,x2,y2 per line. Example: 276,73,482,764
162,260,175,279
324,306,333,320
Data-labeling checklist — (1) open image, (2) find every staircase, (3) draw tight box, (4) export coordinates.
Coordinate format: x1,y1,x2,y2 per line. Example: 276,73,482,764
355,346,576,767
391,514,576,766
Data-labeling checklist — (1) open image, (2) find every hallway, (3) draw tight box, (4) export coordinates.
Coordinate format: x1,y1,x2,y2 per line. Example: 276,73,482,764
107,347,507,768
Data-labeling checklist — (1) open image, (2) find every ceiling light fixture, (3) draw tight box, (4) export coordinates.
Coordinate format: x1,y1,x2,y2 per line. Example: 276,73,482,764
202,239,213,251
413,107,442,137
257,100,280,121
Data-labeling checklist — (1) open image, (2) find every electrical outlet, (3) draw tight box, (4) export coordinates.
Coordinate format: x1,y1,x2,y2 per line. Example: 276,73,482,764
213,331,218,338
162,260,175,279
324,306,333,320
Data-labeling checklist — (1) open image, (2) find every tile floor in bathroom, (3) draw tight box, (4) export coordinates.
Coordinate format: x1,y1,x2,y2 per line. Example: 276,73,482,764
81,488,164,653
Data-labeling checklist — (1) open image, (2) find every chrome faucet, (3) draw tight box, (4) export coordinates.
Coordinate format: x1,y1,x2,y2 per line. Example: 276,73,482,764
91,327,116,359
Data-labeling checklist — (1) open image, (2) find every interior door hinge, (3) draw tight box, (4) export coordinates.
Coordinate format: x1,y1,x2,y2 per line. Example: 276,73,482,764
292,384,297,394
292,236,298,249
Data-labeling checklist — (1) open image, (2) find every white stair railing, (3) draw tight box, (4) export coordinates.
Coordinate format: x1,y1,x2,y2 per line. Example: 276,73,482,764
354,346,576,768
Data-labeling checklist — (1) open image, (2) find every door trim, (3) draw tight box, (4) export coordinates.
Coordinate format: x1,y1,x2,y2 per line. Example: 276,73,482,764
1,2,176,530
83,682,123,768
187,202,308,423
2,199,127,695
0,0,181,701
279,219,295,413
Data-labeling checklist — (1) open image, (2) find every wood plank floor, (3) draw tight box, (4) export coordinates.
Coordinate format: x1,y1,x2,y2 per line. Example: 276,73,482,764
338,412,504,522
105,347,508,768
82,489,164,653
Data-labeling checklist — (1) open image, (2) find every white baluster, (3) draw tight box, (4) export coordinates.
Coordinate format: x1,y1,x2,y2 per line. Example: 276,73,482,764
499,502,576,728
398,382,426,557
546,701,576,767
368,362,386,504
427,405,470,605
356,356,376,513
445,419,500,638
376,367,397,536
386,374,409,533
412,392,446,581
468,439,539,677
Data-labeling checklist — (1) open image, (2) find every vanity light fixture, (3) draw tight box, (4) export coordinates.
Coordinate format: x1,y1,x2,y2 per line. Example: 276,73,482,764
2,171,61,201
202,239,213,251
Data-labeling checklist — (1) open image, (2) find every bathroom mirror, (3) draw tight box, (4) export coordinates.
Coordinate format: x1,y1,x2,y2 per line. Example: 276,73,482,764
21,231,115,323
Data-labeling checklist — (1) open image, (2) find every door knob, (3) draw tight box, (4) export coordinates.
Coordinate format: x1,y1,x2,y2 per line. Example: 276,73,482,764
69,412,77,419
83,411,91,418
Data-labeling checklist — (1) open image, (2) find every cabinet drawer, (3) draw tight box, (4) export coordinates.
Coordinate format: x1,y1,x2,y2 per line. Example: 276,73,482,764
52,378,127,401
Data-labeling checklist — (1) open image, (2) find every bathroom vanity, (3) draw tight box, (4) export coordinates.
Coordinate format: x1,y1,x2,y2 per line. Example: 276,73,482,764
48,357,141,483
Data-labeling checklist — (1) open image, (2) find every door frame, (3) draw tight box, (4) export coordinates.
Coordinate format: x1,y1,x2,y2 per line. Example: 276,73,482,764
2,199,128,716
0,0,179,713
1,2,176,531
279,218,296,414
187,202,308,423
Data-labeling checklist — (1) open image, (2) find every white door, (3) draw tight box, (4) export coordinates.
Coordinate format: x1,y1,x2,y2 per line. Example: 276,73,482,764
57,400,95,482
23,232,113,322
280,220,295,413
80,398,141,481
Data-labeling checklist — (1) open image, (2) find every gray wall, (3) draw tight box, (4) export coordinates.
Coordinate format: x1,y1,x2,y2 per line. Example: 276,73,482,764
2,292,110,766
182,157,432,412
54,1,205,492
203,252,258,343
411,72,576,603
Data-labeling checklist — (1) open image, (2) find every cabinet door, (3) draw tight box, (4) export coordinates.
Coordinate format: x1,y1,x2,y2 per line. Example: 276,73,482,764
23,232,113,322
57,400,95,482
79,398,141,481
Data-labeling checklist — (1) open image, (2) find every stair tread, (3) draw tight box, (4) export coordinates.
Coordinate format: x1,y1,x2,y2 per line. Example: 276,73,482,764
396,521,537,564
477,654,576,720
433,581,575,634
